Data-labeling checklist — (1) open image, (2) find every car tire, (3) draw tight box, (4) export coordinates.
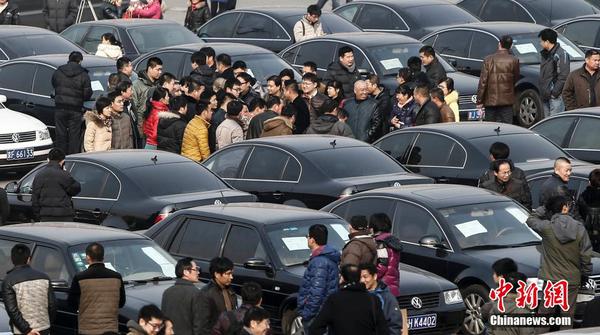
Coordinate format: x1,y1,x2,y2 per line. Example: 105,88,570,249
461,284,489,335
282,309,301,335
283,199,307,208
516,89,543,127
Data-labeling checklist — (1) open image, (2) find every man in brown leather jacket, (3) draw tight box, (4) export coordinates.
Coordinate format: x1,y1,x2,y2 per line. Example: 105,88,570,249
430,87,455,123
562,49,600,111
476,35,520,123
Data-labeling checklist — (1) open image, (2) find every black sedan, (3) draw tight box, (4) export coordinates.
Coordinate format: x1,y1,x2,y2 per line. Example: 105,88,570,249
321,184,600,334
554,15,600,51
0,222,183,333
146,203,466,335
421,22,585,127
528,164,600,208
203,135,433,209
0,26,85,64
279,32,480,119
334,0,479,39
0,54,114,135
132,42,301,88
60,19,202,60
453,0,599,26
196,7,362,53
373,122,591,185
530,108,600,164
4,150,255,229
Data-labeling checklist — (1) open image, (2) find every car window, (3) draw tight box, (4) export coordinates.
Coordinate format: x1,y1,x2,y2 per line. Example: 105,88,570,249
61,25,88,44
469,32,499,60
305,146,406,178
295,42,337,70
0,63,35,92
529,176,583,208
242,146,299,181
82,26,119,53
223,225,267,264
127,25,200,54
434,30,472,58
151,217,183,250
533,116,577,146
318,13,362,34
403,4,479,26
472,134,567,163
198,12,238,38
146,52,184,78
560,20,600,47
31,246,69,283
356,4,408,31
457,0,481,15
422,35,437,48
1,35,81,59
281,46,299,65
569,117,600,149
32,65,55,96
337,44,371,73
481,0,534,22
237,53,301,84
394,202,444,245
407,133,466,167
335,4,360,22
0,239,24,280
375,133,417,164
205,146,251,179
331,198,397,228
174,219,227,259
235,13,287,40
70,162,119,199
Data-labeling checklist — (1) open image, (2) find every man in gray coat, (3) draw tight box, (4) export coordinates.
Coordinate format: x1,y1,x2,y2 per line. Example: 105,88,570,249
539,28,570,118
162,257,203,335
43,0,77,32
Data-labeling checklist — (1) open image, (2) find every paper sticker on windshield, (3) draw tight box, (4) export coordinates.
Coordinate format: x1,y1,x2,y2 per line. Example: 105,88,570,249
282,237,309,251
104,262,117,271
514,43,537,54
331,223,349,242
142,247,176,277
91,80,104,91
505,207,528,223
455,220,487,238
561,44,581,58
380,58,403,70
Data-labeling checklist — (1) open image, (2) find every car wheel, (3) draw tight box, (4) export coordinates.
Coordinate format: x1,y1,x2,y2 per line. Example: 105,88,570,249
282,309,301,335
461,284,489,335
516,89,543,127
283,199,307,208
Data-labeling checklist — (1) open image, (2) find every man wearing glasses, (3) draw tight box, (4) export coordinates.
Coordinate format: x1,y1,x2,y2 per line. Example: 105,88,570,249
479,159,532,210
126,304,166,335
161,257,202,335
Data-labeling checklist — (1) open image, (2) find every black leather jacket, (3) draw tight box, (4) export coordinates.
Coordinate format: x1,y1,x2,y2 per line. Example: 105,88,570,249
0,3,20,25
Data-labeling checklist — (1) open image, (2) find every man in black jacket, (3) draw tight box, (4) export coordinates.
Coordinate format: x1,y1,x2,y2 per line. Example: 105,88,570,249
31,148,80,222
42,0,77,32
0,0,20,24
284,80,310,134
51,52,93,154
162,257,202,335
197,257,238,335
478,142,528,186
246,98,277,140
310,264,388,335
539,28,569,118
2,244,56,335
157,96,188,154
366,74,392,136
540,157,579,218
419,46,446,88
480,159,532,210
325,46,361,98
413,85,441,126
190,51,215,88
344,80,382,143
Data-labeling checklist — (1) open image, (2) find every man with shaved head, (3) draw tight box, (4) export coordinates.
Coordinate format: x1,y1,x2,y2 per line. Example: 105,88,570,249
413,85,441,125
343,80,382,143
539,157,580,217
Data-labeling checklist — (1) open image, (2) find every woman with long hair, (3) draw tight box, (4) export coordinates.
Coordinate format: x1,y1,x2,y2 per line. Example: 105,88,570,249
95,33,123,60
326,80,344,106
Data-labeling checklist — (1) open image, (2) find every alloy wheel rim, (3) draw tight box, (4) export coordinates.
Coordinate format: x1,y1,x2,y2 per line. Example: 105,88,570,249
519,96,537,125
464,293,486,335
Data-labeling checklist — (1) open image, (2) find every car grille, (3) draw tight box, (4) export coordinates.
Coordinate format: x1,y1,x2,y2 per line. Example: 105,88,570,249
459,95,476,108
588,274,600,296
398,292,440,310
0,131,36,144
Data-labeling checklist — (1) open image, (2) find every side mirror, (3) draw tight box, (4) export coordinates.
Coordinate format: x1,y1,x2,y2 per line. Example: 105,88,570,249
0,94,6,103
419,235,444,249
5,181,18,193
244,258,272,271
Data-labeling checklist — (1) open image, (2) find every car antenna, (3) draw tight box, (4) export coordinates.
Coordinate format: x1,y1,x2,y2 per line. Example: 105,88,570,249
330,139,337,148
151,155,158,164
494,126,501,135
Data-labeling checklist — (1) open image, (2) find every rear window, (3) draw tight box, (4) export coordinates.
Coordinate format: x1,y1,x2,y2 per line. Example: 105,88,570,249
471,134,568,164
305,146,407,178
404,4,479,27
2,34,81,58
125,162,228,196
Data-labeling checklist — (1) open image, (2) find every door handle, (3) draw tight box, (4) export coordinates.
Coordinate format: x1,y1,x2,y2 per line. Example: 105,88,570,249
91,209,102,216
273,192,284,198
436,178,450,183
25,102,35,108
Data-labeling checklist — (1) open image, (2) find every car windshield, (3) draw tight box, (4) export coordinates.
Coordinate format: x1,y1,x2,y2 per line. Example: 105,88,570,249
510,33,584,64
125,162,229,196
404,4,479,27
127,25,200,54
266,218,349,266
236,53,300,84
305,146,407,178
365,43,455,76
87,66,114,99
69,239,176,281
440,202,540,250
471,133,568,164
1,34,81,58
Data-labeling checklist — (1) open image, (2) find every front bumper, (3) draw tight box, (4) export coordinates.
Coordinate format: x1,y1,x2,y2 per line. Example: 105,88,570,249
399,293,465,334
0,144,52,170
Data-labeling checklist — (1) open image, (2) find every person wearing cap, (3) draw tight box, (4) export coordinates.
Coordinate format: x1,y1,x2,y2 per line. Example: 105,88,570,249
31,148,81,222
341,216,377,267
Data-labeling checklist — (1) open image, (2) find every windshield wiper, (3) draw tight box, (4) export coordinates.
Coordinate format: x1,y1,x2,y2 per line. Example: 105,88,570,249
149,276,174,281
462,244,514,250
507,241,541,248
123,276,174,285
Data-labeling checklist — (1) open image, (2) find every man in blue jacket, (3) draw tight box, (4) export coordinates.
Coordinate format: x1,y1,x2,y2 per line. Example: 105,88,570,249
360,263,404,335
298,224,341,334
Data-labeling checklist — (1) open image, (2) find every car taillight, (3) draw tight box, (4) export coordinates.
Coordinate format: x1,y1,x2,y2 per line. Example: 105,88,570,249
153,213,169,224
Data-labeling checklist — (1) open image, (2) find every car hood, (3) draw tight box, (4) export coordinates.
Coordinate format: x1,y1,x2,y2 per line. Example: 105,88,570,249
446,71,479,96
0,108,47,133
465,245,542,278
335,173,434,192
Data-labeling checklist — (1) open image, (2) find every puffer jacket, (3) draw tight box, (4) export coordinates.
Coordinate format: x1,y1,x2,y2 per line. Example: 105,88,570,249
369,283,402,335
344,97,382,143
324,61,361,98
293,15,325,42
341,231,377,266
480,177,532,210
143,100,169,146
95,44,123,60
424,58,446,88
216,118,244,149
540,43,570,101
31,161,81,220
444,90,460,121
111,111,134,149
415,99,441,126
190,65,216,87
562,65,600,111
477,49,520,107
260,116,293,138
157,111,187,154
374,232,401,297
130,0,162,19
184,2,211,33
132,70,155,129
51,62,92,109
84,111,112,152
305,114,354,138
298,245,341,322
2,265,56,334
0,3,20,25
42,0,77,32
181,116,211,161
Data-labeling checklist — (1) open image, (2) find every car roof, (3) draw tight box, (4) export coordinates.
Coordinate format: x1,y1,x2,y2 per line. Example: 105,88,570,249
390,122,533,141
0,222,147,247
70,19,181,28
353,0,456,8
3,54,115,68
239,135,373,154
556,14,600,26
228,7,306,18
67,149,195,170
177,202,341,225
0,25,60,37
142,42,274,55
310,32,421,47
548,107,600,117
528,164,600,179
431,21,547,36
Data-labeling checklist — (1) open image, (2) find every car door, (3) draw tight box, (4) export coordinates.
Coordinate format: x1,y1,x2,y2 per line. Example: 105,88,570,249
60,25,92,49
557,20,600,51
405,132,468,184
0,63,37,117
479,0,535,23
30,64,58,131
69,161,119,224
566,116,600,163
353,4,409,33
233,13,290,52
432,30,473,74
198,12,241,40
292,41,338,76
531,115,578,147
466,31,499,77
375,132,419,164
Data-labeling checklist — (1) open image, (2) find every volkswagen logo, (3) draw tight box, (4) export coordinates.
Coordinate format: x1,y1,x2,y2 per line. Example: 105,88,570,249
214,199,223,205
11,133,20,143
411,297,423,309
393,182,401,187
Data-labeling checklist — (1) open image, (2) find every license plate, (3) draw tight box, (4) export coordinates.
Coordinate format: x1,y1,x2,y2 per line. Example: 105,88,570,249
468,111,481,120
7,148,34,161
408,313,437,330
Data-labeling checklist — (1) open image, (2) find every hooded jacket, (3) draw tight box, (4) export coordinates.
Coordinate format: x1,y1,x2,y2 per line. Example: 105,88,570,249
526,207,593,286
184,1,211,33
84,111,112,152
143,100,169,146
562,65,600,111
480,176,532,210
31,161,81,220
157,110,187,154
260,116,293,138
181,115,211,161
111,111,134,149
298,245,341,322
293,15,325,42
341,231,377,267
444,90,460,121
132,70,155,129
344,97,382,143
374,232,402,297
51,61,92,109
216,118,244,149
540,43,570,101
95,43,123,60
476,49,520,107
42,0,77,32
0,3,20,25
414,99,441,126
305,114,354,138
369,282,402,335
424,58,446,88
324,61,361,99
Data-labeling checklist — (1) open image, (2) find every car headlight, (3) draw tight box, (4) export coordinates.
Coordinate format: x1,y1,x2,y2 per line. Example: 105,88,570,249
37,128,51,141
444,289,463,304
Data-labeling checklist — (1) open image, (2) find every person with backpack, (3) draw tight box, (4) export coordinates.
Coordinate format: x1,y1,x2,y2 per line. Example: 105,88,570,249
578,168,600,252
212,282,263,335
293,5,325,43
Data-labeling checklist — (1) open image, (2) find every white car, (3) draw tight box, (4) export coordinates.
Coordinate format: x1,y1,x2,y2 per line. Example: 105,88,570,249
0,95,53,170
